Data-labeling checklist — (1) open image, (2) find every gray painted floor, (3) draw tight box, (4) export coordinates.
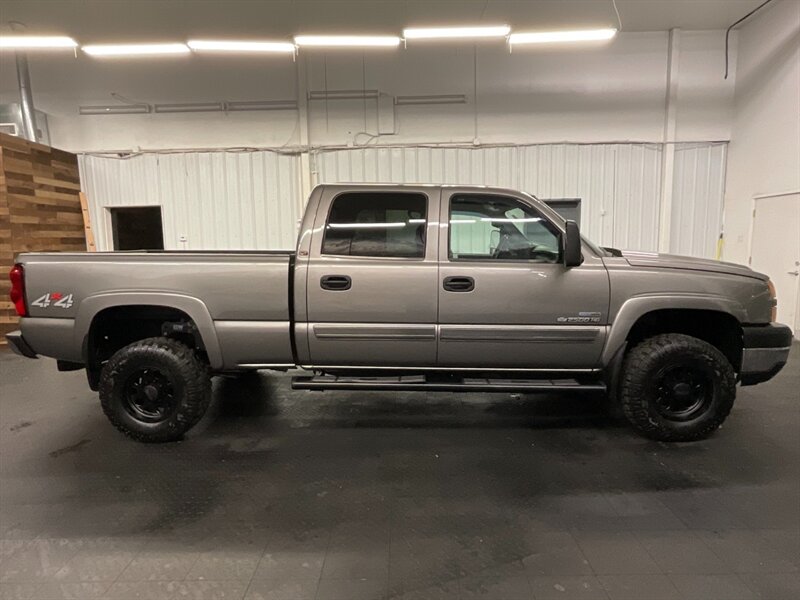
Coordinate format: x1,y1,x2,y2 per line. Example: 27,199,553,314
0,344,798,600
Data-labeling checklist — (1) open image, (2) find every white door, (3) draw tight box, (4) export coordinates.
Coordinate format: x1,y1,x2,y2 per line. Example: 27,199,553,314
751,193,800,337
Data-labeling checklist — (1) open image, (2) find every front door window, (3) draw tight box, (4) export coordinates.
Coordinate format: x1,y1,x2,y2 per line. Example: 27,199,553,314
449,194,561,263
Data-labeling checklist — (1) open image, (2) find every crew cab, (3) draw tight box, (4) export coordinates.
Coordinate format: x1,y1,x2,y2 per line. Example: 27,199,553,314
6,184,793,443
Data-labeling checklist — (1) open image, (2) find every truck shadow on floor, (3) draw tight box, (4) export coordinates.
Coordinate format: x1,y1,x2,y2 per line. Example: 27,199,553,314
213,372,282,418
206,371,618,431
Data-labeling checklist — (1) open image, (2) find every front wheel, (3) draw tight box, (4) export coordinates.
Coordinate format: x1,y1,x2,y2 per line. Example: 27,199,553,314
619,334,736,442
99,337,211,443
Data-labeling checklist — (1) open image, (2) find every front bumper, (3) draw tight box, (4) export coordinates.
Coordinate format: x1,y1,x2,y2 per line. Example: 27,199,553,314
5,330,38,359
740,324,793,385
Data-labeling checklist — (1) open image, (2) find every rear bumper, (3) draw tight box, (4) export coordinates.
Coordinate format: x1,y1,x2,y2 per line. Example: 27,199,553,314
740,324,792,385
4,330,38,359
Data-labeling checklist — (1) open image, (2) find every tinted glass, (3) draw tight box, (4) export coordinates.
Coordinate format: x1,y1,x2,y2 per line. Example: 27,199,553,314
449,194,560,263
322,192,427,258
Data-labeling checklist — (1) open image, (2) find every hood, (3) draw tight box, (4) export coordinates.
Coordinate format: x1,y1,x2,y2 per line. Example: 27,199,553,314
620,250,768,281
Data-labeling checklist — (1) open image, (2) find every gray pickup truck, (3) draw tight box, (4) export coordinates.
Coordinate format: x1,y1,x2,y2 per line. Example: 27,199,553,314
6,184,793,443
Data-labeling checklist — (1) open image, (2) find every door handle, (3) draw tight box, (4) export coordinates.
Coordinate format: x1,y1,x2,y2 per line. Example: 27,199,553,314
443,276,475,292
320,275,352,291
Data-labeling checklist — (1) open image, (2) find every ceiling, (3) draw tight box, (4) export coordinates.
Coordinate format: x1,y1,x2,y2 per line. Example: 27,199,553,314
0,0,768,41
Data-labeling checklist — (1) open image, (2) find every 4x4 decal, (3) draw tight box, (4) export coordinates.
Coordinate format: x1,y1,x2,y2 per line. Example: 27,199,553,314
31,292,74,309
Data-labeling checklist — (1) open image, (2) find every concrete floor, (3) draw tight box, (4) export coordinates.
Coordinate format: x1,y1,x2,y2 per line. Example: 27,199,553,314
0,345,798,600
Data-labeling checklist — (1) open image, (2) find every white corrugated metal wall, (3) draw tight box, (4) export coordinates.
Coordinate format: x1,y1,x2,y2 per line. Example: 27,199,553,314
79,151,302,251
79,142,726,256
315,145,627,248
313,143,727,256
671,143,727,258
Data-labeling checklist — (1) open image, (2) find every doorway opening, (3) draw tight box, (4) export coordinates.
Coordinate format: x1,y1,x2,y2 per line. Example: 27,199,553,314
750,193,800,337
109,207,165,251
544,198,582,225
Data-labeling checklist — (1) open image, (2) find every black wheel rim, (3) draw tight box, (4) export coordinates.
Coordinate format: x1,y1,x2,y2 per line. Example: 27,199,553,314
653,364,714,422
122,367,178,423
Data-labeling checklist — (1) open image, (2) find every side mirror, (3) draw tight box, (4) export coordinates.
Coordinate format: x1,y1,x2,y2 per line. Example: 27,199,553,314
563,220,583,267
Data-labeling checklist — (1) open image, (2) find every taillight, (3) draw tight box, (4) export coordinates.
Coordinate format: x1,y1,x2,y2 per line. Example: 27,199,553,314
9,264,27,317
767,279,777,322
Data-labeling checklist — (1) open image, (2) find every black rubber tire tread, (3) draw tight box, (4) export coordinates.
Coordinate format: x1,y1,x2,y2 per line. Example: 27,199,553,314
620,333,736,442
99,337,211,443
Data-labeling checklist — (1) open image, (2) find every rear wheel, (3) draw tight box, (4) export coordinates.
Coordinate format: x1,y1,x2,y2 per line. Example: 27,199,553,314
619,333,736,441
99,337,211,443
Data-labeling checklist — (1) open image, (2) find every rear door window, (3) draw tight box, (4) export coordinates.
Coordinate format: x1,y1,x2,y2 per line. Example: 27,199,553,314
322,192,427,258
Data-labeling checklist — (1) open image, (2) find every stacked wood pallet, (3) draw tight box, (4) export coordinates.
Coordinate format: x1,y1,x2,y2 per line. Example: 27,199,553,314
0,133,86,340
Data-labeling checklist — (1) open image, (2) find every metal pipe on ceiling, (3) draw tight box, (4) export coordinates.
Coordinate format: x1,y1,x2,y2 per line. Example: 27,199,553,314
15,53,38,141
9,22,38,142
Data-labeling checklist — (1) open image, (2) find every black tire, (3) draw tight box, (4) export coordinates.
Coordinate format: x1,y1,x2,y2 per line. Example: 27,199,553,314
619,333,736,442
99,337,211,443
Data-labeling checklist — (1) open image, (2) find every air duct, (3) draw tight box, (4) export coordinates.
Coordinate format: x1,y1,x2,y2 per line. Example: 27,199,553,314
10,22,37,141
308,90,380,101
395,94,467,106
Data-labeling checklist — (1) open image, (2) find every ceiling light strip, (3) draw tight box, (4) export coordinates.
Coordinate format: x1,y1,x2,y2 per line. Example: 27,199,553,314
509,29,617,45
187,40,295,53
0,36,78,49
294,35,401,48
79,105,151,115
82,43,190,56
403,25,510,40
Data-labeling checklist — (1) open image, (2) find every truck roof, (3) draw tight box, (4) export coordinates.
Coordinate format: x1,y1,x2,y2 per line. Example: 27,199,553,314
315,182,539,198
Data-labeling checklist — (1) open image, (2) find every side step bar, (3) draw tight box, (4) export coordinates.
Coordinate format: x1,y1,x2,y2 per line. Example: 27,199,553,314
292,374,606,393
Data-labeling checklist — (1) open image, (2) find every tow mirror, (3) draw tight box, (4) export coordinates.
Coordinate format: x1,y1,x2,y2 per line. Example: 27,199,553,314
563,220,583,267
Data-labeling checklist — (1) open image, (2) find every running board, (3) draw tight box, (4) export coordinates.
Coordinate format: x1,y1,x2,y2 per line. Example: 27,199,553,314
292,374,606,393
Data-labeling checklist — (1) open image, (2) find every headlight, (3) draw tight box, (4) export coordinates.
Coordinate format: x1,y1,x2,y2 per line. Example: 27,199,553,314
767,279,777,322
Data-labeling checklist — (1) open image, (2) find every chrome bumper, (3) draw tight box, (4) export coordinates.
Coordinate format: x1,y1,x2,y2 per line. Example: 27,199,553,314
740,324,792,386
4,330,38,359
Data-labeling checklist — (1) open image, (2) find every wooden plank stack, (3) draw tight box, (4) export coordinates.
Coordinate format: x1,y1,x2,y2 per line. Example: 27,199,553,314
0,133,86,340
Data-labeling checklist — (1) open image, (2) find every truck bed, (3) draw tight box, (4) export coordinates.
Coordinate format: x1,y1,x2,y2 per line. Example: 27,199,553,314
16,251,296,369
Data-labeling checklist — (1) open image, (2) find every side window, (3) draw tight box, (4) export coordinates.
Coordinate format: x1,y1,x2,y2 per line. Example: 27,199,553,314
449,194,561,263
322,192,427,258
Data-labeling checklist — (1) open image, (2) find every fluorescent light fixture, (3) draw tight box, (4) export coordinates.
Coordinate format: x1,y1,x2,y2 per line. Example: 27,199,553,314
294,35,401,48
395,94,466,106
0,35,78,49
309,89,380,100
509,28,617,45
82,43,190,57
79,104,151,115
328,222,407,229
187,40,295,53
403,25,510,40
226,100,297,111
481,217,542,223
154,102,224,113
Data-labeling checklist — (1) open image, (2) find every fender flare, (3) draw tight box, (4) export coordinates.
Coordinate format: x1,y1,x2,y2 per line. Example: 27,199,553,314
75,292,224,369
602,293,745,365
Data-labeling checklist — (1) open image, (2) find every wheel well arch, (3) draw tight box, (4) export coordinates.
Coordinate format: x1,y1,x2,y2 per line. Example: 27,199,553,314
624,308,743,371
83,305,208,384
